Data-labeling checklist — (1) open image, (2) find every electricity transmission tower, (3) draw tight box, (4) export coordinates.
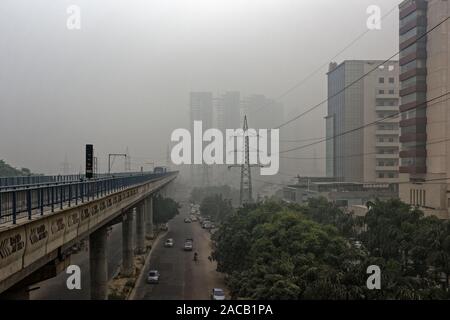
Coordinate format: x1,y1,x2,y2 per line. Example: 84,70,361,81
229,115,262,206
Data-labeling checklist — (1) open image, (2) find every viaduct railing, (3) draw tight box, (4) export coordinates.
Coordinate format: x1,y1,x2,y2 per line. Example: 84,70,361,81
0,172,170,225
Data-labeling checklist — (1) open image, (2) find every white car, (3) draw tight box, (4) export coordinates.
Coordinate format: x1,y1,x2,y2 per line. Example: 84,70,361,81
211,288,225,300
184,218,192,223
164,238,174,247
202,222,212,229
147,270,160,284
184,240,193,251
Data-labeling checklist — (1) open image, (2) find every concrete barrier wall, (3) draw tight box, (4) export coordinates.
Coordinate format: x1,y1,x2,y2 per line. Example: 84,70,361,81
0,173,176,291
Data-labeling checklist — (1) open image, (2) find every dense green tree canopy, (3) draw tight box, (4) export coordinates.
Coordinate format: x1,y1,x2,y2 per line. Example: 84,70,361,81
190,185,239,206
212,199,450,300
153,195,180,224
200,194,233,222
0,160,32,177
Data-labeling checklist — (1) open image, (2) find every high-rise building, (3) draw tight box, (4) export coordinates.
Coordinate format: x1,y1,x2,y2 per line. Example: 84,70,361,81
216,91,241,131
215,91,241,186
190,92,213,130
326,60,400,183
398,0,450,219
243,94,284,129
189,92,213,186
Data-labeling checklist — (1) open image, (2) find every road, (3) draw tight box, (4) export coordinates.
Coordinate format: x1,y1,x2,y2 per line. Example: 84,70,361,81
30,223,127,300
133,202,226,300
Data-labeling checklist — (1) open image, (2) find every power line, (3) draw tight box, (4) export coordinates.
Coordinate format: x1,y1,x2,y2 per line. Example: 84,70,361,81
243,92,450,156
280,137,325,143
254,176,450,187
274,16,450,130
279,91,450,154
252,4,399,114
281,132,450,161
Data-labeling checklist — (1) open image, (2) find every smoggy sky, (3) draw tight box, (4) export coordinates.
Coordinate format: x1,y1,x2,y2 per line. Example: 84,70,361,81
0,0,402,177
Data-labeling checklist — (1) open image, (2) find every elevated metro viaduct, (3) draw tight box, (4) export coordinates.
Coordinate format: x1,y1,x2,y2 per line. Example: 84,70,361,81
0,171,178,299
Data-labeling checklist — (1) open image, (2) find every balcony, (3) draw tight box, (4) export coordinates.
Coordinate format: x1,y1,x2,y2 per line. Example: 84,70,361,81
376,129,399,135
376,105,398,112
399,165,427,174
377,117,399,124
375,141,399,147
399,0,427,20
376,154,399,159
376,166,398,171
399,132,427,143
376,177,399,183
400,67,427,82
399,84,427,97
376,92,398,99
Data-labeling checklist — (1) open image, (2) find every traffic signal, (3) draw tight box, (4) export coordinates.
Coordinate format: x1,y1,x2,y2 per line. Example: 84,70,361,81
86,144,94,179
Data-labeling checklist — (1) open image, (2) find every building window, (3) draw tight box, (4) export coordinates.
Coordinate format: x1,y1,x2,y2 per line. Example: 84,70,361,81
379,90,385,94
389,89,395,94
379,77,385,84
389,77,395,84
378,173,384,178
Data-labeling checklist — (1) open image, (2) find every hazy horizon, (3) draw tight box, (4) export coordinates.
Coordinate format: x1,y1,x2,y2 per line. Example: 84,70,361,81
0,0,401,179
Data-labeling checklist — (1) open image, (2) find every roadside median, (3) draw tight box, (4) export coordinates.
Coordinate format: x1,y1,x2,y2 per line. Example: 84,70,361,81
107,229,166,300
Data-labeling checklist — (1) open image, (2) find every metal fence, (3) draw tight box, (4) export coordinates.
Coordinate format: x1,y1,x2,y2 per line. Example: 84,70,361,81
0,171,149,190
0,172,172,225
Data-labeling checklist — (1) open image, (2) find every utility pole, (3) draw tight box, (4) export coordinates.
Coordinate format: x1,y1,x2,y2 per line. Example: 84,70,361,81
229,115,263,206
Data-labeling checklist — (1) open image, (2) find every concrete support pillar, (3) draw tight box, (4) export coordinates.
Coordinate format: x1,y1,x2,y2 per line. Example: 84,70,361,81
89,226,108,300
121,209,134,276
145,196,154,239
135,203,145,254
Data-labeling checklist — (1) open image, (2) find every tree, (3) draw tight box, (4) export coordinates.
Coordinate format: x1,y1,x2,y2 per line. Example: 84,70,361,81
190,185,239,206
212,202,365,299
212,199,450,300
153,195,180,224
200,194,233,222
0,160,32,177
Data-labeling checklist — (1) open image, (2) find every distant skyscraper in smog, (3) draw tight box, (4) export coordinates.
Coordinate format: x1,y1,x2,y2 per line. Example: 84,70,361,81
189,92,213,186
216,91,241,131
326,60,400,183
215,91,241,186
398,0,450,219
243,94,284,129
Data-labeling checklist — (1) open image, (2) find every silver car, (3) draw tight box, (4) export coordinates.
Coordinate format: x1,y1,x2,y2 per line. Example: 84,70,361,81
164,238,174,247
211,288,225,300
